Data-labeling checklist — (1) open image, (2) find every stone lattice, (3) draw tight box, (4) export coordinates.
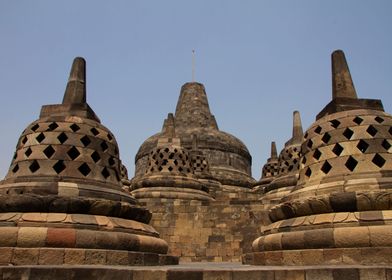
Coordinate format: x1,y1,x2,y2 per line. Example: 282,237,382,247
245,50,392,266
0,57,177,266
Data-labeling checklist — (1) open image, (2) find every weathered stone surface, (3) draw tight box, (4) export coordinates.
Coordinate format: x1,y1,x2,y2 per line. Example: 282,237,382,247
0,57,174,266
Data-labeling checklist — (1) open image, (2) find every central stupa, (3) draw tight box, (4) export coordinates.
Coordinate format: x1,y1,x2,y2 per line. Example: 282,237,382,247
134,82,254,188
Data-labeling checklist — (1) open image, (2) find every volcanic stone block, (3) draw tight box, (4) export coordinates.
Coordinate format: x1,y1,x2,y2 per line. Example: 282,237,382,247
46,228,76,248
12,248,39,265
38,248,64,265
64,248,86,265
17,227,47,247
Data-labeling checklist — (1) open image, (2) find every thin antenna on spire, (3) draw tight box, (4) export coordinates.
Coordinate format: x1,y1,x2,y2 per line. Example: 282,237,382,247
192,49,195,82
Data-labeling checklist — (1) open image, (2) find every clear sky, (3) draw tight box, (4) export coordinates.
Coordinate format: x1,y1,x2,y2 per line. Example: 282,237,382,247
0,1,391,180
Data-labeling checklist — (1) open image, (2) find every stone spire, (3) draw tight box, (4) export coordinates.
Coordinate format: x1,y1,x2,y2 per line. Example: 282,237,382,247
62,57,87,104
270,141,277,159
332,50,357,100
316,50,383,119
174,82,218,130
39,57,99,121
292,111,303,144
163,113,176,138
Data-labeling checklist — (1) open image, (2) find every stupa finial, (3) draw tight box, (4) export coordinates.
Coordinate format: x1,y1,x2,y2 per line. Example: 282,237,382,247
62,57,86,104
270,141,277,159
332,50,357,100
165,113,176,138
292,111,303,143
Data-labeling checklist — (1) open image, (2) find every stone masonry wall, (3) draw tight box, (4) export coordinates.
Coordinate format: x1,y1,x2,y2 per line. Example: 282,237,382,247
137,186,269,262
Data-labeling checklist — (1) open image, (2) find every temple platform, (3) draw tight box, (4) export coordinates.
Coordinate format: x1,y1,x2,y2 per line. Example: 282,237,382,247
1,262,391,279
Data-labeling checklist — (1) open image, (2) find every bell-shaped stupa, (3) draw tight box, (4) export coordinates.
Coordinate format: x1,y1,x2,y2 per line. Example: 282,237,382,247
134,82,254,188
259,111,303,206
245,50,392,266
0,57,177,266
131,113,213,201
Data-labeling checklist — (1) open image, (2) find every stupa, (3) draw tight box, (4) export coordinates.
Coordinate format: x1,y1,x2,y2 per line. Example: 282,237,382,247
134,82,255,188
0,57,177,266
245,50,392,266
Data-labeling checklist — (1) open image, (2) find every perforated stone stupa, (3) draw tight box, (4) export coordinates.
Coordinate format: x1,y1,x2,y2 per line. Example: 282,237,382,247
130,82,265,262
245,50,392,266
0,57,177,266
134,82,255,188
255,111,304,208
131,113,213,201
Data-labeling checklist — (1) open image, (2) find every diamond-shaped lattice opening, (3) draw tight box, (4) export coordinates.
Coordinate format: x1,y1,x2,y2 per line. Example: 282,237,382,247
31,124,40,132
375,116,384,124
178,167,183,172
101,167,110,179
366,125,378,137
345,156,358,172
284,161,289,166
353,116,363,125
372,153,386,168
47,122,59,131
288,165,293,171
164,148,169,153
179,154,183,159
67,146,80,160
29,160,40,173
305,167,312,177
78,163,91,176
173,159,178,166
382,139,391,151
313,149,322,160
12,164,19,173
90,127,100,136
158,166,163,171
25,147,33,157
321,161,332,174
36,133,46,143
159,153,164,159
330,119,341,128
332,143,343,156
168,153,175,159
108,157,115,166
314,126,322,134
70,123,80,132
100,141,108,152
302,157,307,164
168,166,173,172
356,140,369,153
22,136,28,145
307,139,313,149
80,135,91,147
304,132,308,139
343,128,354,140
288,153,293,159
162,159,168,166
57,132,68,144
107,133,113,141
43,145,55,158
321,132,331,144
53,160,66,174
91,151,101,163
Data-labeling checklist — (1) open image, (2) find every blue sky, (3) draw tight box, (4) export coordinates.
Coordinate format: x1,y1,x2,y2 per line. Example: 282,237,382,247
0,1,391,179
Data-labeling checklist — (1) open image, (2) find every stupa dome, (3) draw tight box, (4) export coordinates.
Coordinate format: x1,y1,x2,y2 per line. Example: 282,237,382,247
0,57,177,266
135,82,254,187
